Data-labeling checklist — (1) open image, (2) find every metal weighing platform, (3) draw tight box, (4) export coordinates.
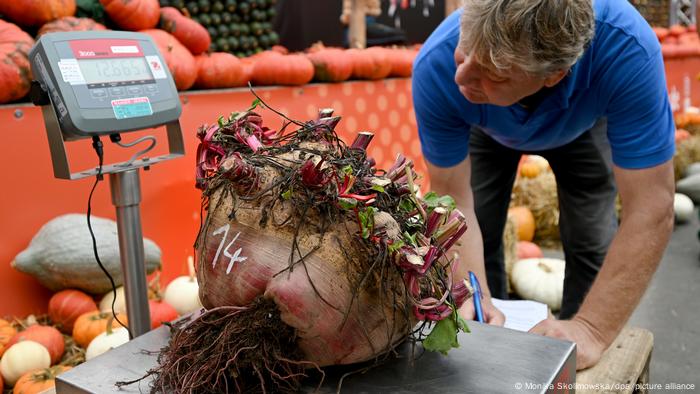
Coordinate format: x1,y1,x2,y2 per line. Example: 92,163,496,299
56,322,576,394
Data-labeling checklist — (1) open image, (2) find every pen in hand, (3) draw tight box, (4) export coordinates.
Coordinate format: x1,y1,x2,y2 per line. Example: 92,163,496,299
469,271,484,323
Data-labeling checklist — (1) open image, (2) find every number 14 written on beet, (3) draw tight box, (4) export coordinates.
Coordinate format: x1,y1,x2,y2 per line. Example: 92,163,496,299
212,224,248,274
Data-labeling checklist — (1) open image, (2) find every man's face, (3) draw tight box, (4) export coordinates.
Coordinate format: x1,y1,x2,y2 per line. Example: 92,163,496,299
454,47,564,107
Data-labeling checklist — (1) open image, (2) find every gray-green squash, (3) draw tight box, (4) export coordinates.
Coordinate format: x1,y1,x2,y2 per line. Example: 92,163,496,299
12,214,162,294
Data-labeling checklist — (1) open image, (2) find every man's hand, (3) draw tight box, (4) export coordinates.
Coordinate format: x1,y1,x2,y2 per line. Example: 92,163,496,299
529,317,606,370
458,296,506,326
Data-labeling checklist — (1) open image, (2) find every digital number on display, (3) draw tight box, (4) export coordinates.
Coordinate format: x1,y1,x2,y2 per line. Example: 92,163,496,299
78,57,153,84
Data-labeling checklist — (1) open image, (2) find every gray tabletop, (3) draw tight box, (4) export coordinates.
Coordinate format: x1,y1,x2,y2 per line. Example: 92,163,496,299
56,322,575,394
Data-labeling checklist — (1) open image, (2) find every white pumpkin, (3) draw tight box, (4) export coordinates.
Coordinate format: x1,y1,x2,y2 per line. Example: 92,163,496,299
85,326,130,360
674,193,694,224
164,257,203,315
99,286,127,313
0,340,51,386
684,162,700,178
511,258,565,311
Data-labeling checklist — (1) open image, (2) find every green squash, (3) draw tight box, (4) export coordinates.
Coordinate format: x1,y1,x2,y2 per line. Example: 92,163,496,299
12,214,162,294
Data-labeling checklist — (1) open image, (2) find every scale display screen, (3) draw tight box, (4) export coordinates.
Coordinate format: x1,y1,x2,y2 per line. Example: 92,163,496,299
78,57,153,84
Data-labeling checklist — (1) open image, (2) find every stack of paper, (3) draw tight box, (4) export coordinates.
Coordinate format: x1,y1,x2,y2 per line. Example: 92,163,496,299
491,298,549,332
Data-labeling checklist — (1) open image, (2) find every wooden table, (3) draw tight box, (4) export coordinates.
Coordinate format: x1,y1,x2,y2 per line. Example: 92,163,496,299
577,327,654,394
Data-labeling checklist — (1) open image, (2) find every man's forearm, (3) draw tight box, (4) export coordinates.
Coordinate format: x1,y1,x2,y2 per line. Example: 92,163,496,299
575,208,673,346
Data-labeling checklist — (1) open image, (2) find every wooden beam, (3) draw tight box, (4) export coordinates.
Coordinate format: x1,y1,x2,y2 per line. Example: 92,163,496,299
349,0,367,49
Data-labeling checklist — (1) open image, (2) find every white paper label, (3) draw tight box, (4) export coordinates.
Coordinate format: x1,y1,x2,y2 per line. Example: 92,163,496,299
110,45,139,54
145,56,167,79
58,59,86,85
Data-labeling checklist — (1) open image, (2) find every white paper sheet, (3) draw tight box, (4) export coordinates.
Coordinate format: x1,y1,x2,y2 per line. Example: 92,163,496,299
491,298,549,332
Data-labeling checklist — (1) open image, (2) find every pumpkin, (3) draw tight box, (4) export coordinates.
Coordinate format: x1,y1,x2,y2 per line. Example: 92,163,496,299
252,51,314,86
507,206,536,242
519,162,541,178
85,323,129,360
163,257,203,315
6,325,64,365
140,29,196,90
516,241,543,260
0,320,17,358
676,173,700,203
674,193,694,224
37,17,106,37
653,27,670,42
149,300,179,329
669,24,687,37
0,20,35,104
99,286,126,314
194,52,249,89
99,0,160,31
1,373,3,391
675,128,691,143
12,214,162,294
306,46,353,83
48,289,98,334
159,7,211,55
347,47,392,80
511,258,565,311
685,162,700,177
0,0,76,27
0,341,51,387
526,155,550,172
72,311,127,348
12,365,71,394
387,48,417,78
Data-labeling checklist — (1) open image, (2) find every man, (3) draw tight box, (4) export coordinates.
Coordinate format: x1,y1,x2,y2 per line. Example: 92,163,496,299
413,0,674,369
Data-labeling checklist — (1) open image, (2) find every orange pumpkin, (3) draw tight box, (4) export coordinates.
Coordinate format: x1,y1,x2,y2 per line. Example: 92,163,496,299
252,52,314,86
72,311,128,348
0,319,17,357
0,20,35,104
6,325,65,365
519,162,541,178
159,7,211,55
149,300,179,329
653,27,669,42
517,241,543,260
12,365,71,394
48,289,98,334
141,29,197,91
387,48,417,78
306,47,353,83
508,206,536,242
0,0,76,27
676,128,691,143
37,17,107,37
669,24,687,37
348,47,392,80
195,52,248,89
100,0,160,31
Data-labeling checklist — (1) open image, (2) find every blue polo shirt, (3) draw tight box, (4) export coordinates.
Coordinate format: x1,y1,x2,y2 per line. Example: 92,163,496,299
413,0,675,169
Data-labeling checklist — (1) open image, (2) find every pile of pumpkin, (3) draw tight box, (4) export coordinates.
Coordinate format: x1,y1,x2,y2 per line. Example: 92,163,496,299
654,24,700,59
502,155,566,311
671,108,700,220
0,0,419,105
0,267,202,394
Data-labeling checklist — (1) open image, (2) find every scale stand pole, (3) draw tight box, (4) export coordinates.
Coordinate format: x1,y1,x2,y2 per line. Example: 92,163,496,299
109,168,151,338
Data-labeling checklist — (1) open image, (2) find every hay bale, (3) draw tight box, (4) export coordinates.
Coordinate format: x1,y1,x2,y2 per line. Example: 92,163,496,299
503,215,517,294
674,135,700,181
510,172,561,249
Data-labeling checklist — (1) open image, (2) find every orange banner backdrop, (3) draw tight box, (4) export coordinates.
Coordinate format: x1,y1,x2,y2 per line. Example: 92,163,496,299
0,79,426,317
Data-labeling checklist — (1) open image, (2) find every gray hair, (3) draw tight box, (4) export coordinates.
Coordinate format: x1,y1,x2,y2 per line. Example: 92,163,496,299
459,0,594,77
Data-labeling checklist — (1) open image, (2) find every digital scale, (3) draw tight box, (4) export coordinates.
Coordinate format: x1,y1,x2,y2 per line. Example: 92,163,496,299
30,31,576,394
30,31,185,338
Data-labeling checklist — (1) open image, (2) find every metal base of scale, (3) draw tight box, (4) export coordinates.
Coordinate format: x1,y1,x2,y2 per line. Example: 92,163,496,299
40,96,185,339
56,322,576,394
